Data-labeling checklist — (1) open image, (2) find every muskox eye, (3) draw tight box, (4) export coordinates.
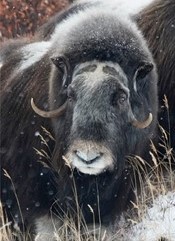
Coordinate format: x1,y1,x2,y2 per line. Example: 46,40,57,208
111,91,127,106
118,92,127,104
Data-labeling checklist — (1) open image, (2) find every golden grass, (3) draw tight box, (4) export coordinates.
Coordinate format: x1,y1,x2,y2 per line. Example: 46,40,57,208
1,139,174,241
1,100,174,241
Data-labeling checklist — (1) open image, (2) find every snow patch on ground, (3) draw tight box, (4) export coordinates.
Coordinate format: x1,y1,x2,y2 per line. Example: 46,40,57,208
114,192,175,241
128,192,175,241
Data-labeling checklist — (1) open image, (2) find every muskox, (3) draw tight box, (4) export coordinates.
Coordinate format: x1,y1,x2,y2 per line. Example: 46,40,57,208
0,0,174,239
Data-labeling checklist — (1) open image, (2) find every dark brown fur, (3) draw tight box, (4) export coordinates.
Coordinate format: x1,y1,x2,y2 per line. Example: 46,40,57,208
138,0,175,148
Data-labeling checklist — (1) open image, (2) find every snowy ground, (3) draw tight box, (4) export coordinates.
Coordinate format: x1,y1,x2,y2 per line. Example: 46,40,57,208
126,192,175,241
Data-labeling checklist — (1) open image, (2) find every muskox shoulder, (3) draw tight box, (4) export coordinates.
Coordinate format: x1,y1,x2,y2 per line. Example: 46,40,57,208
0,39,52,93
0,38,29,90
19,41,52,71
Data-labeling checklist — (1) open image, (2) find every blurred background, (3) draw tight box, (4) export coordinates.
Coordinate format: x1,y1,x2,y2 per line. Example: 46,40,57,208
0,0,153,41
0,0,70,41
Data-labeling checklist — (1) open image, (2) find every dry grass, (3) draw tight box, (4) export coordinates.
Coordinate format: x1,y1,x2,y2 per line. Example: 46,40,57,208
1,141,174,241
1,102,174,241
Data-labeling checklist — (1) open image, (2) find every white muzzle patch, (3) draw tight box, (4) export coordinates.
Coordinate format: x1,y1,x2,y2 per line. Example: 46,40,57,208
65,140,114,175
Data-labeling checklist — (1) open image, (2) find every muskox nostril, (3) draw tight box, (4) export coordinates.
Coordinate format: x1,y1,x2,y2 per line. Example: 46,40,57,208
75,150,102,164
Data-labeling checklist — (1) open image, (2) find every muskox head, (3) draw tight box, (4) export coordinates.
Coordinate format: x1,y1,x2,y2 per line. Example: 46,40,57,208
32,55,155,177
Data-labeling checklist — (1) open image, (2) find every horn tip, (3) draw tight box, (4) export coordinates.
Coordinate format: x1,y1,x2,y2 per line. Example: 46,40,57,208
132,112,153,129
149,112,153,120
31,98,35,108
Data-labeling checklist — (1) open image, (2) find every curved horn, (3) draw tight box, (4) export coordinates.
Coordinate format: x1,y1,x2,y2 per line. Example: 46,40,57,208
131,113,153,129
31,98,67,118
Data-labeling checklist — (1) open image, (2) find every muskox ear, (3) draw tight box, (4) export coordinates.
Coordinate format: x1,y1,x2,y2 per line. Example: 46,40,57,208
135,61,154,80
51,56,71,88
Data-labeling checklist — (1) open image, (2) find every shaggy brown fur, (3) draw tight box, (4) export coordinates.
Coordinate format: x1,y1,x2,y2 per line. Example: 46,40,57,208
138,0,175,148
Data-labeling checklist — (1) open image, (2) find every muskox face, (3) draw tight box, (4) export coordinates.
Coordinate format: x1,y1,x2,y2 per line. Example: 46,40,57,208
31,59,154,176
64,61,131,175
